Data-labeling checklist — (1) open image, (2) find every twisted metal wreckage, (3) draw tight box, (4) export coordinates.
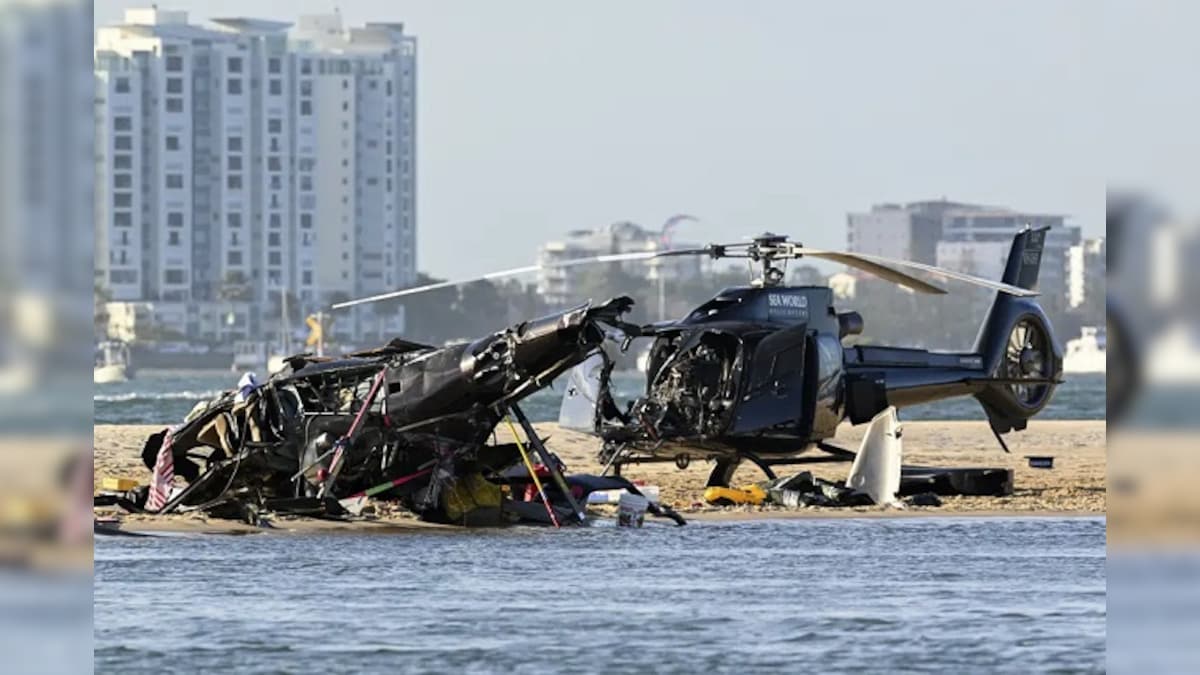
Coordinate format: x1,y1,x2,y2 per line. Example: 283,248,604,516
132,297,686,527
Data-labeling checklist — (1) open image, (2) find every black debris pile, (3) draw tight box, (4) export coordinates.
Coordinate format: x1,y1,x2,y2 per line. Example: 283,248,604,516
761,465,1014,508
762,472,874,508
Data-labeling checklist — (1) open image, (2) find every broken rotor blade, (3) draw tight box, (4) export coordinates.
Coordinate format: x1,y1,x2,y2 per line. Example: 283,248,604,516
331,248,708,309
795,248,1039,297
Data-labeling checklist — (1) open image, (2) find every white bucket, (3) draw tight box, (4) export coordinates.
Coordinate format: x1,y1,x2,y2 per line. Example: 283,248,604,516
587,486,660,505
617,493,648,528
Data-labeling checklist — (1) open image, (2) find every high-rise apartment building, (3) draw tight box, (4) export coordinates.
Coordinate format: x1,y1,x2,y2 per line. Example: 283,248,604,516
94,8,416,342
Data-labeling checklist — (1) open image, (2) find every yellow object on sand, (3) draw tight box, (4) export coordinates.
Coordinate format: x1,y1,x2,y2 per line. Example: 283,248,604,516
101,477,139,492
442,473,503,522
703,484,766,506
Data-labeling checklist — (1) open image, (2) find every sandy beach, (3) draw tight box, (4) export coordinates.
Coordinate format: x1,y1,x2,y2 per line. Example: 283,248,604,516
93,419,1105,532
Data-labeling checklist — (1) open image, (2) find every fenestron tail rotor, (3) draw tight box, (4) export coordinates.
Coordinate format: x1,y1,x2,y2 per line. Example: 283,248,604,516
1003,317,1052,408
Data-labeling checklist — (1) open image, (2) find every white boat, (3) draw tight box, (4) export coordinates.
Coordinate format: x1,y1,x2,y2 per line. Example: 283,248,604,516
94,341,133,383
1063,326,1106,374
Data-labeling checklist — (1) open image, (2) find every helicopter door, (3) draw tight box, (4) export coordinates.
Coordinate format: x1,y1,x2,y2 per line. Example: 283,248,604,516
730,324,810,433
558,353,607,433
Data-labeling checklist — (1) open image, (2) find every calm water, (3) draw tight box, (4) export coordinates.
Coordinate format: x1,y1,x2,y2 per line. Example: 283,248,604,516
94,517,1106,673
95,369,1105,426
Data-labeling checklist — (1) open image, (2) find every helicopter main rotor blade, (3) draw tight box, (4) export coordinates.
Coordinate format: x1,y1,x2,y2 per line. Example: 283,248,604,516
331,249,704,310
795,248,1038,297
795,250,947,295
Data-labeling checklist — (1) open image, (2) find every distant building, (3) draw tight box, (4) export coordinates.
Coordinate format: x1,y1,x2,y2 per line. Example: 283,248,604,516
94,8,416,342
537,221,701,306
935,209,1080,308
1067,238,1106,311
847,199,983,265
848,199,1080,308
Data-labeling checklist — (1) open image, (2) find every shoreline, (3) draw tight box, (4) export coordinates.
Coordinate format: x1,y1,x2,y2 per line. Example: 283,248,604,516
100,507,1105,538
95,419,1106,535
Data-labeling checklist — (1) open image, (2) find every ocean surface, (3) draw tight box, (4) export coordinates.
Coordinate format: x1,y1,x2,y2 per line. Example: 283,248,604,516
94,516,1106,673
94,369,1105,426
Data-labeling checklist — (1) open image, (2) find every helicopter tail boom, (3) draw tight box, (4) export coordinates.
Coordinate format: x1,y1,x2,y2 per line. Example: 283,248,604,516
844,227,1063,433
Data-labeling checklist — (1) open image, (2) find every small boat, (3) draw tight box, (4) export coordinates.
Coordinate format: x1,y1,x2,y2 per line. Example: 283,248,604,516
94,341,133,383
1063,326,1106,374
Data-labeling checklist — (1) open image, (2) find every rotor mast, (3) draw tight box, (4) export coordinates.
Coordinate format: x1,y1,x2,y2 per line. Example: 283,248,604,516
748,233,793,288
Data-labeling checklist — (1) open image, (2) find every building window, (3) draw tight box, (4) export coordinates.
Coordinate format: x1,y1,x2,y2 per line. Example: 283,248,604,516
268,57,281,74
301,100,314,116
113,193,132,208
268,118,282,133
299,80,312,97
300,176,313,192
115,77,130,93
227,57,242,73
114,154,132,170
268,252,282,266
227,213,242,228
165,135,180,151
167,232,181,247
113,174,132,189
165,174,183,189
270,175,282,190
300,213,312,229
227,251,243,265
167,212,183,227
166,55,183,72
228,156,242,171
268,79,282,96
227,136,243,152
267,156,282,172
113,116,132,131
114,135,132,150
165,97,183,113
227,78,242,95
227,175,242,190
302,270,313,285
166,77,184,94
165,269,184,283
113,212,132,227
300,59,311,75
269,213,281,229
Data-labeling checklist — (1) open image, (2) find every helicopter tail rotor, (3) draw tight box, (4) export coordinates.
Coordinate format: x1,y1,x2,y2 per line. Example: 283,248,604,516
972,227,1063,433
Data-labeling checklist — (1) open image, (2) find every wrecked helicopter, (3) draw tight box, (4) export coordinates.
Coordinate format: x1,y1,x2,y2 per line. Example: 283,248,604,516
131,227,1061,525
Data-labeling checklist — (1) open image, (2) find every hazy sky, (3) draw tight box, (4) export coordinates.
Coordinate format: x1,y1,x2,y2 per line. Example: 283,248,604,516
94,1,1127,279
